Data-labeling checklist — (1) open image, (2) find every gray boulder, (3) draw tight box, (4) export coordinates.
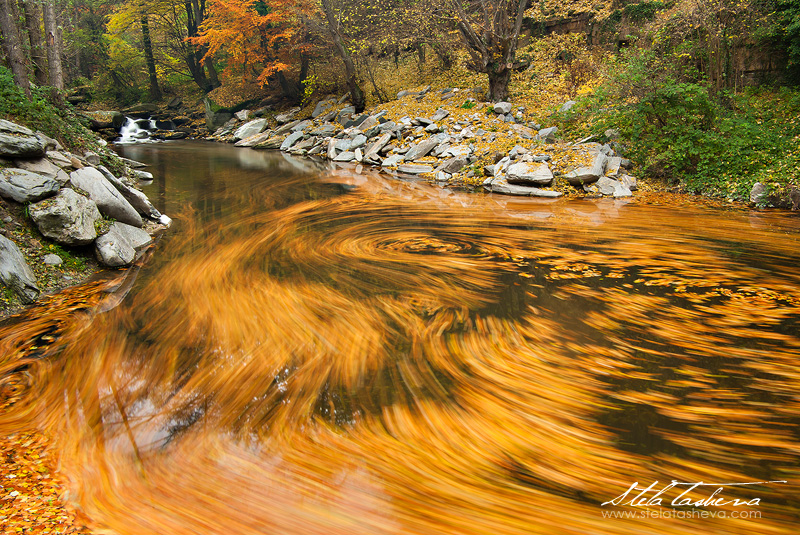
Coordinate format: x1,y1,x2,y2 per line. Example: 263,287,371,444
363,133,391,161
348,134,368,151
486,177,563,197
109,222,151,249
275,107,301,124
97,166,161,219
0,119,46,158
0,168,60,203
405,138,439,161
435,157,467,174
494,102,513,114
506,162,553,185
431,108,450,122
46,151,75,169
43,254,62,266
0,235,39,304
280,131,305,151
14,157,70,184
234,130,274,147
333,151,355,162
566,153,608,186
70,167,143,227
95,230,135,267
312,98,337,118
82,111,125,130
559,100,577,113
29,188,100,245
750,182,768,205
233,119,268,141
398,164,434,174
538,126,558,142
381,154,404,167
596,176,618,196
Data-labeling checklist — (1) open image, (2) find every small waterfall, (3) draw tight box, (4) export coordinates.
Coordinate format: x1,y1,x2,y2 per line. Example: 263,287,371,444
117,116,157,144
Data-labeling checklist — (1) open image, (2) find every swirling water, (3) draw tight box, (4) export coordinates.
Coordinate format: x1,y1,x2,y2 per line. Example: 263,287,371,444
1,142,799,534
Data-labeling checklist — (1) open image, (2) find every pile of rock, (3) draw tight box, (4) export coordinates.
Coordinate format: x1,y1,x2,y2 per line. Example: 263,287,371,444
211,91,638,199
0,119,169,303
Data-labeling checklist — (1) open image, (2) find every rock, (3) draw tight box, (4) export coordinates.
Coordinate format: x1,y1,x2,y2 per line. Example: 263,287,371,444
29,188,100,245
512,124,537,139
84,151,101,165
443,145,472,158
435,157,467,174
604,128,621,140
253,136,284,149
234,110,250,121
131,169,154,181
357,116,379,132
348,134,368,150
124,103,158,117
280,131,305,151
596,176,618,196
234,119,269,141
95,231,135,267
620,158,633,169
234,131,274,147
1,167,60,203
291,120,313,132
0,119,46,158
275,107,301,124
538,126,558,142
364,133,391,161
486,177,563,197
46,151,74,169
312,98,337,118
425,123,439,133
336,106,356,125
354,148,363,162
274,119,301,136
109,222,151,249
566,153,608,186
613,182,633,198
605,156,622,177
98,166,161,220
398,164,434,174
293,137,317,151
83,111,125,130
405,138,439,161
381,154,404,167
493,102,513,114
506,162,553,185
750,182,768,205
431,108,450,122
203,98,233,131
43,253,62,266
620,174,637,191
70,167,143,227
333,151,355,162
167,97,183,109
120,156,147,169
310,124,338,137
791,187,800,210
559,100,577,113
0,234,39,304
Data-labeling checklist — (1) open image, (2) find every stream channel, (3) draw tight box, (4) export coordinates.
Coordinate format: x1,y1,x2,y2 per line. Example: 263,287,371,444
1,140,799,534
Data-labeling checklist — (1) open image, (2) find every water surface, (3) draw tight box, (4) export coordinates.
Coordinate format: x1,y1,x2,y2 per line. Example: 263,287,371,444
1,141,798,534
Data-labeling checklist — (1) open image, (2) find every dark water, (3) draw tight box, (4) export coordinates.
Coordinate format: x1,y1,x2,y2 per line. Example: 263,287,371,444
1,141,799,534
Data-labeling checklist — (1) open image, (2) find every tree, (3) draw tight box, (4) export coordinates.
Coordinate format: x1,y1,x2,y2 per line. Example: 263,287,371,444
0,0,32,96
140,12,162,100
319,0,365,111
43,0,64,90
22,0,48,85
447,0,528,101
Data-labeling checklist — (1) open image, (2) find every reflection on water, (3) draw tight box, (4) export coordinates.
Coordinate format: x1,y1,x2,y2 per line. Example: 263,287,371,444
1,141,799,534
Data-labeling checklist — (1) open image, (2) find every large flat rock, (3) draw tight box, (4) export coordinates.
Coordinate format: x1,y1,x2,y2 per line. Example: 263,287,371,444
70,167,143,227
0,168,60,203
29,188,101,245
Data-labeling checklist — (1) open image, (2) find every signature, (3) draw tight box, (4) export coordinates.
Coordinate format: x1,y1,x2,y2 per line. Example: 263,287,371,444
601,480,788,508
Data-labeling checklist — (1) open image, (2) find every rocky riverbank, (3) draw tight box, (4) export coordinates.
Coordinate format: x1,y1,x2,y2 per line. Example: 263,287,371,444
203,87,641,199
0,118,169,317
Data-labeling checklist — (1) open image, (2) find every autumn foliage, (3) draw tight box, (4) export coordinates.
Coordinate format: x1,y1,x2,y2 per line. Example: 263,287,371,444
192,0,318,87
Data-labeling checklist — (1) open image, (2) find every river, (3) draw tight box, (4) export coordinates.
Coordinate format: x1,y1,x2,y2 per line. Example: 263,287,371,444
1,141,798,534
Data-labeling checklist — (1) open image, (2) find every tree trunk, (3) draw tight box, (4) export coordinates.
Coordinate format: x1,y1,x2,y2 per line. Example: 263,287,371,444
23,0,47,86
488,67,512,102
0,0,31,96
320,0,365,112
140,14,161,101
43,0,63,90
